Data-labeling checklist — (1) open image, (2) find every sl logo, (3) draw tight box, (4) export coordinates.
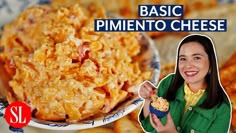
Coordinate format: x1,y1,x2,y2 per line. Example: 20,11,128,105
5,102,31,128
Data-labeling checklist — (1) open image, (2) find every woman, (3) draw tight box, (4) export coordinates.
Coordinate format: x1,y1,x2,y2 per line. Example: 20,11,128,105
138,34,232,133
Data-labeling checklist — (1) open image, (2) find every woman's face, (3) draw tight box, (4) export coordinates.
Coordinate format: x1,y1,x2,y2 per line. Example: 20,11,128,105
178,42,210,87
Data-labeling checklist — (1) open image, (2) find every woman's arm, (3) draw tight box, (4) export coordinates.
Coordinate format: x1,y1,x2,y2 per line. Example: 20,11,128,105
143,99,151,118
138,81,156,118
138,74,175,132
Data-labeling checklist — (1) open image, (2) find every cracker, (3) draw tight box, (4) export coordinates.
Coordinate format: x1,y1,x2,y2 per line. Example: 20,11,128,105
154,34,186,65
129,105,142,122
185,3,236,66
220,52,236,127
114,115,144,133
76,127,114,133
185,0,217,13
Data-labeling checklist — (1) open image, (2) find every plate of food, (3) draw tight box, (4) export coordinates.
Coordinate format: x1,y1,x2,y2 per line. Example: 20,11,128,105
0,1,160,131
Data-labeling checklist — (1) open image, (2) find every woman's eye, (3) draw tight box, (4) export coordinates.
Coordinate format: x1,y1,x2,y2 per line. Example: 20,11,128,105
179,58,186,61
194,56,201,60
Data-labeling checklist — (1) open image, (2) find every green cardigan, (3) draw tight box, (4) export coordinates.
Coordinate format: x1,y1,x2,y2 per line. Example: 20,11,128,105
139,74,232,133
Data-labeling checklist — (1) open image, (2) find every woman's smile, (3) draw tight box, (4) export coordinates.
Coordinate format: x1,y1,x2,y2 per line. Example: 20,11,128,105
184,71,198,77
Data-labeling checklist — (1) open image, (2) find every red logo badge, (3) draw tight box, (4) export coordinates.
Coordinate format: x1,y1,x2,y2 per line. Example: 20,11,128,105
5,102,31,128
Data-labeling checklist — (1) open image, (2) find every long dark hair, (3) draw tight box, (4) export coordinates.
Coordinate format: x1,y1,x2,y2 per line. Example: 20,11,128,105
166,34,226,109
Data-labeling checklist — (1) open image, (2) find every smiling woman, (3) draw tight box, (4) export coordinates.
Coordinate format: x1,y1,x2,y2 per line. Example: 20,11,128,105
138,34,232,133
178,42,210,92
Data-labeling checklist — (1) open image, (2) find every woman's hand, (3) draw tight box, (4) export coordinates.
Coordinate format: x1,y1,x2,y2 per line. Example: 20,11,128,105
150,113,177,133
139,81,157,118
138,81,157,100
